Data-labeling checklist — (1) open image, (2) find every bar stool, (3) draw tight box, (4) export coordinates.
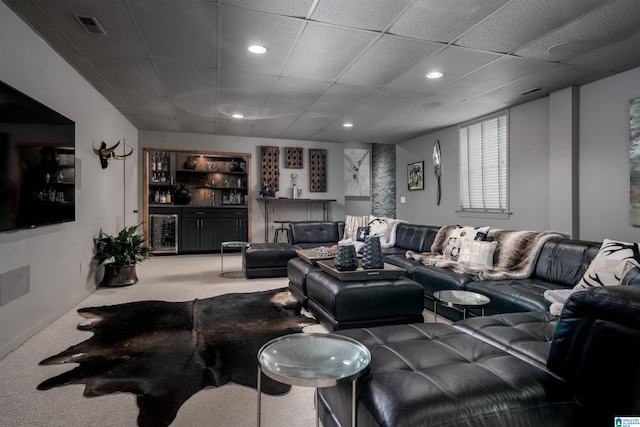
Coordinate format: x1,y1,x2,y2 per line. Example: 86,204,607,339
220,241,250,278
273,220,290,243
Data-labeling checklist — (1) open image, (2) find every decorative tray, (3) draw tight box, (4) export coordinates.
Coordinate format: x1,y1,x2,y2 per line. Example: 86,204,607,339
316,260,405,282
295,248,335,265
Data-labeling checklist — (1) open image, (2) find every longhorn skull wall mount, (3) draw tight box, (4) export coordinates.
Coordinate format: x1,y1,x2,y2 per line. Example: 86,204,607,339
94,140,133,169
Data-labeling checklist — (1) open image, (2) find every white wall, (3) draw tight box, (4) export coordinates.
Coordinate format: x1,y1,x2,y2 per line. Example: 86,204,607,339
138,131,345,242
0,3,137,358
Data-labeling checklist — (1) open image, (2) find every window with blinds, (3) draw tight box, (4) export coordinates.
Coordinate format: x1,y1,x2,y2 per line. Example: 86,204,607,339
459,111,508,213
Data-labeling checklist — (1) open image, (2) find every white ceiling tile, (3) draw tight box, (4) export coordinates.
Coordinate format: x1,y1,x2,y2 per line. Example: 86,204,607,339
475,64,609,103
354,89,425,115
337,35,443,88
134,116,182,132
179,119,216,134
513,0,640,62
263,77,331,109
220,8,304,75
308,84,378,113
129,0,218,67
434,56,554,98
118,94,175,118
389,0,510,43
217,70,278,106
216,103,262,120
216,117,253,136
456,0,607,54
283,112,341,134
220,0,315,18
84,54,165,95
32,0,149,58
386,46,501,94
155,62,216,96
310,0,413,31
567,31,640,73
281,22,377,81
7,0,640,144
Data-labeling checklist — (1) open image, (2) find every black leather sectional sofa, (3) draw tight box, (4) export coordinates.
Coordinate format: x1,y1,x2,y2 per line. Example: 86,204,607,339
283,221,604,322
381,223,602,320
318,284,640,426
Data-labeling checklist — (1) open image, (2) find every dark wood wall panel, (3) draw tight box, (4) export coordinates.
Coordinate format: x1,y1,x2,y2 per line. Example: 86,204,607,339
261,146,280,190
309,149,327,192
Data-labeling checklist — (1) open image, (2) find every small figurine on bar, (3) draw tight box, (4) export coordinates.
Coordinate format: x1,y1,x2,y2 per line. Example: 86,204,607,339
259,182,276,197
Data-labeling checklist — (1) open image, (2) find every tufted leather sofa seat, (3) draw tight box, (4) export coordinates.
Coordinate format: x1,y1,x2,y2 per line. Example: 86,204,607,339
318,285,640,427
288,220,344,249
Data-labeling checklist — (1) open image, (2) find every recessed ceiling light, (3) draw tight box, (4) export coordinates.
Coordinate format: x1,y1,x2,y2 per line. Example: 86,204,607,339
232,114,244,119
343,123,354,128
425,71,445,79
248,44,268,54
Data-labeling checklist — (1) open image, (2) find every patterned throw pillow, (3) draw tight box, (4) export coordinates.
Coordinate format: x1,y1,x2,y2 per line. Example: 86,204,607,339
574,239,640,289
356,226,370,242
443,225,490,261
368,218,390,239
458,240,497,269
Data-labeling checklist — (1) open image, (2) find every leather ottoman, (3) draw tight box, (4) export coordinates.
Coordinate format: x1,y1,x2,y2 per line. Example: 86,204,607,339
287,257,320,307
305,271,424,331
244,243,299,279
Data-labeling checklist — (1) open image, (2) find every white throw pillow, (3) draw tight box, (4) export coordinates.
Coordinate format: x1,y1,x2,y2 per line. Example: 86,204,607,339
443,225,490,261
574,239,640,289
458,240,497,269
368,216,391,241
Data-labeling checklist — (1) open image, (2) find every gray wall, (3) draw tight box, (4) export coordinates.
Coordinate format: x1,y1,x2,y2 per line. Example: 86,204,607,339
397,66,640,243
138,131,346,242
580,67,640,242
0,3,138,358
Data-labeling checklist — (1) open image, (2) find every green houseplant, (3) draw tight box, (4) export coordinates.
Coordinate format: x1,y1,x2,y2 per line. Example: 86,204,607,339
94,223,152,287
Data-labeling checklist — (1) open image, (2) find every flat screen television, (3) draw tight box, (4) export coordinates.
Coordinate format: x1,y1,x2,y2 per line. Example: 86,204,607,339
0,80,76,232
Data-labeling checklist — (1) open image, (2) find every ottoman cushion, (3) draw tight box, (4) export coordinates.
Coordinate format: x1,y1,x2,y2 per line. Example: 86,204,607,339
244,243,299,279
306,273,424,330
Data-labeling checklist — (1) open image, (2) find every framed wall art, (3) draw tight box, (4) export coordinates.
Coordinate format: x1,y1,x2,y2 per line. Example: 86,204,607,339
408,161,424,191
630,97,640,225
344,148,370,197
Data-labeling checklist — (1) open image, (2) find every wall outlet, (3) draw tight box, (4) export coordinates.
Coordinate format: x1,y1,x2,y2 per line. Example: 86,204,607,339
400,196,406,203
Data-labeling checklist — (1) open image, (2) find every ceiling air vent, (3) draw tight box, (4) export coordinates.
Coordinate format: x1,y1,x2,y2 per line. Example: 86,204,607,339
74,15,107,35
520,87,542,96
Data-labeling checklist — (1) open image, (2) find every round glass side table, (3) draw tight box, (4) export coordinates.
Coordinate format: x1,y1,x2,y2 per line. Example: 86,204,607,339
220,241,250,278
257,333,371,427
433,290,490,322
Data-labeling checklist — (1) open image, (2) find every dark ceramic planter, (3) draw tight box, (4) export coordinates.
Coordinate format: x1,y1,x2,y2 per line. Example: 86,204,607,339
101,264,138,287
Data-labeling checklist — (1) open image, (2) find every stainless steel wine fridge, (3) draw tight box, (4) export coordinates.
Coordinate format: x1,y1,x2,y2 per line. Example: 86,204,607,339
149,214,178,254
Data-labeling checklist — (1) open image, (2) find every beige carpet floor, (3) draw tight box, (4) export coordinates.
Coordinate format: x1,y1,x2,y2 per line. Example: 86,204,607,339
0,253,438,427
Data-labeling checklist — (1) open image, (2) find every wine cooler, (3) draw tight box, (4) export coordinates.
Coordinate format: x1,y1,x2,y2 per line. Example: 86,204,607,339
150,214,178,254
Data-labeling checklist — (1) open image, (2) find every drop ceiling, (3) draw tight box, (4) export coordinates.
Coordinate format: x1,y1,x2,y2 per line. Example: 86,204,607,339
4,0,640,144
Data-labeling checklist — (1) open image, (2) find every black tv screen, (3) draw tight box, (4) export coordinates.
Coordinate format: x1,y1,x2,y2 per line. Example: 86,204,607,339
0,80,76,232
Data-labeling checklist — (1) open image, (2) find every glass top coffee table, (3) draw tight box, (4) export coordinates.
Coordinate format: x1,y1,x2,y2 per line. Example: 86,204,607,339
257,332,371,427
432,290,490,322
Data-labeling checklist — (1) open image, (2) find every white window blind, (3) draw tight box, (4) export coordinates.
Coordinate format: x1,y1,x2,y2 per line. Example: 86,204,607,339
459,112,508,212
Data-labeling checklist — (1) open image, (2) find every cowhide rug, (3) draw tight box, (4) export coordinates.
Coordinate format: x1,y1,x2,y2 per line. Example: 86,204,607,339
37,288,318,427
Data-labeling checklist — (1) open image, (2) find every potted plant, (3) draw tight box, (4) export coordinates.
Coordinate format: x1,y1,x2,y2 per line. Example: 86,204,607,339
94,223,152,287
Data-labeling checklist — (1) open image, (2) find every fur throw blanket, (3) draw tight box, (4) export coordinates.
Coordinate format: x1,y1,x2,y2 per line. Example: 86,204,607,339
406,226,569,281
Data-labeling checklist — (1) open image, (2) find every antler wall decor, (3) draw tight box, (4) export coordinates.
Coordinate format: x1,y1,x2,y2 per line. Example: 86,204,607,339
94,140,133,169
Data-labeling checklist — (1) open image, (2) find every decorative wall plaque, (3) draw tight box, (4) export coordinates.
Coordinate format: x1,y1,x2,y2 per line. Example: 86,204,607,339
261,146,279,191
309,148,327,192
284,147,303,169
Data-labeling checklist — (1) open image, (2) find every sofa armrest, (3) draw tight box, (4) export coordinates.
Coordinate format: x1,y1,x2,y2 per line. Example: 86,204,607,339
547,286,640,424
